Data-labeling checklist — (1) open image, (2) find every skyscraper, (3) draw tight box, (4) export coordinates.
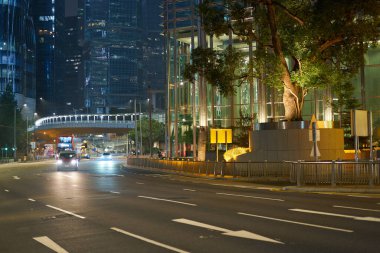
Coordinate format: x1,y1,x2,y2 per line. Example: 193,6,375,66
84,0,166,114
32,0,55,116
55,0,85,114
0,0,36,116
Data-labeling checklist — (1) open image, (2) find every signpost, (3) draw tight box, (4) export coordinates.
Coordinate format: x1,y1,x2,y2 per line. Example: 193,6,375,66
210,129,232,162
351,110,371,161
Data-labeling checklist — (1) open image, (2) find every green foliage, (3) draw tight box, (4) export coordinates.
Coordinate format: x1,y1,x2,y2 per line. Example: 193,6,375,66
129,118,165,154
184,45,248,96
186,0,380,119
0,85,27,155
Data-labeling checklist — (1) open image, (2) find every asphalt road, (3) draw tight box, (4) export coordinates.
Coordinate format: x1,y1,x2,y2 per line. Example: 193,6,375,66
1,158,379,253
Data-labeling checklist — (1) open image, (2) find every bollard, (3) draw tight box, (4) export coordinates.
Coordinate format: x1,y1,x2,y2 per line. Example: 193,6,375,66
297,160,303,187
331,160,336,187
369,160,374,187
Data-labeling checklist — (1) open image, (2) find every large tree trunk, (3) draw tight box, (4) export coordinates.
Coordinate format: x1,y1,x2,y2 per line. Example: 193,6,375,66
266,0,300,121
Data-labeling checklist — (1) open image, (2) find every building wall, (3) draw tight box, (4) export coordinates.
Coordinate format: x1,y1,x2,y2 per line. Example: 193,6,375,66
1,0,36,116
32,0,55,116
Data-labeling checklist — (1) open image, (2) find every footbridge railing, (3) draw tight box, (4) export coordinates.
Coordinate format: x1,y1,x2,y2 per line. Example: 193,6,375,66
31,114,136,131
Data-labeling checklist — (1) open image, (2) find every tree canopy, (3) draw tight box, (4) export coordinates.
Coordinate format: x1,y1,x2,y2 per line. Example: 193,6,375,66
185,0,380,120
0,85,27,156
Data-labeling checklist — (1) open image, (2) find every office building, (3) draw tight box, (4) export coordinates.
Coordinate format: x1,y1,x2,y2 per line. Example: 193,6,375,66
84,0,166,114
0,0,36,117
32,0,55,116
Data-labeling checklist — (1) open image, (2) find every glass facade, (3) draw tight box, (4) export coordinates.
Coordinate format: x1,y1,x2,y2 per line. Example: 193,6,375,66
32,0,55,116
0,0,36,115
54,0,84,115
84,0,166,114
84,0,141,114
163,0,340,158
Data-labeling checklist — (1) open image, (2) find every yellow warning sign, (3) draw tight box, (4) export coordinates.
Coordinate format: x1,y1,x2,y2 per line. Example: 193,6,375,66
210,129,232,144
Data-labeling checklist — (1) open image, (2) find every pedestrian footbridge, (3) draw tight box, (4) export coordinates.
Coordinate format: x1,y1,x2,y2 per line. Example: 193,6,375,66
30,114,137,137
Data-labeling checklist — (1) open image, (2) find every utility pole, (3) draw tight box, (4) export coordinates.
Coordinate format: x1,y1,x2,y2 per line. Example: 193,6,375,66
139,102,142,155
13,105,16,161
134,99,138,157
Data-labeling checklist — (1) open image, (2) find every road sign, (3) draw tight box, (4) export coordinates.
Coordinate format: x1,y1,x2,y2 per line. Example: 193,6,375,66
210,129,232,144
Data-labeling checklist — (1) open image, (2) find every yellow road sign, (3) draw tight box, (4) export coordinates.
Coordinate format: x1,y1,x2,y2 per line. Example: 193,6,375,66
210,129,232,144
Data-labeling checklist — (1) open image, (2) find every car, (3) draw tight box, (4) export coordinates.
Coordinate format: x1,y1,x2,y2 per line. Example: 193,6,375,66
57,151,79,170
101,152,112,160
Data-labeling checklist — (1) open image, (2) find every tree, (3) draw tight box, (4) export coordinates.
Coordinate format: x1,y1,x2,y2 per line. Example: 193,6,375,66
185,0,380,121
128,118,165,155
0,85,27,157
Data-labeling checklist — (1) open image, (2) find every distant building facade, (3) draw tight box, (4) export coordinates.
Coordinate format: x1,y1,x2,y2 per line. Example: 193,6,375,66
55,0,85,115
0,0,36,117
84,0,166,114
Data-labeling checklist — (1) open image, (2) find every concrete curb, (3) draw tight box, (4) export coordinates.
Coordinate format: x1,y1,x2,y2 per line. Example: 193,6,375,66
282,186,380,193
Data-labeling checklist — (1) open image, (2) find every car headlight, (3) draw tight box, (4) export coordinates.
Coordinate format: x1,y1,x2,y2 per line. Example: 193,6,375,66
57,160,63,164
71,160,77,165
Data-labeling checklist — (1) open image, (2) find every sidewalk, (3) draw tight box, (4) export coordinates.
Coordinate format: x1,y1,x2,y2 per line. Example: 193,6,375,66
123,163,380,194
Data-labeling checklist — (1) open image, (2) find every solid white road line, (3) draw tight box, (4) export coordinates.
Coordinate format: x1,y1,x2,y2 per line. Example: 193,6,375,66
334,205,380,213
63,175,73,178
347,195,371,198
111,227,189,253
289,208,380,222
28,198,36,202
183,189,196,192
238,212,353,233
110,191,120,194
33,236,69,253
4,189,9,192
138,196,197,206
13,176,20,180
173,218,283,244
136,182,145,185
46,205,86,219
217,192,284,202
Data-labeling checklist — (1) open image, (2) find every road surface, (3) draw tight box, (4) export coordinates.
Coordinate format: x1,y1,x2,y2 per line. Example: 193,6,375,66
0,159,379,252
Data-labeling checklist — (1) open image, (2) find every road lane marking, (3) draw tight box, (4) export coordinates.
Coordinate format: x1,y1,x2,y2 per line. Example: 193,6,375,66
13,176,20,180
33,236,69,253
111,227,189,253
289,208,380,222
217,192,284,202
28,198,36,202
183,189,196,192
4,189,9,192
334,205,380,213
347,195,371,198
110,191,120,194
238,212,353,233
136,182,145,185
138,196,197,206
46,205,86,219
62,175,73,178
173,218,283,244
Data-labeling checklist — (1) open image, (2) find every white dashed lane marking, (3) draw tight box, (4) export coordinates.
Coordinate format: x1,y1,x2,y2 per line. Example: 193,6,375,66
46,205,86,219
238,212,353,233
138,196,197,206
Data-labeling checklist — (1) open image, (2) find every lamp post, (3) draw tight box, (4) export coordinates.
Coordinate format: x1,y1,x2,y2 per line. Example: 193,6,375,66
13,105,16,161
134,99,138,157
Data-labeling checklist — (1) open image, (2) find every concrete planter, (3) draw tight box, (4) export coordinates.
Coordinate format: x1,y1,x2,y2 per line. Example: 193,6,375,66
237,121,344,162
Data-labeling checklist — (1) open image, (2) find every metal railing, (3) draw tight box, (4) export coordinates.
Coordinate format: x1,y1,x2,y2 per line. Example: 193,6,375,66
127,158,380,186
286,160,380,186
32,114,136,131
